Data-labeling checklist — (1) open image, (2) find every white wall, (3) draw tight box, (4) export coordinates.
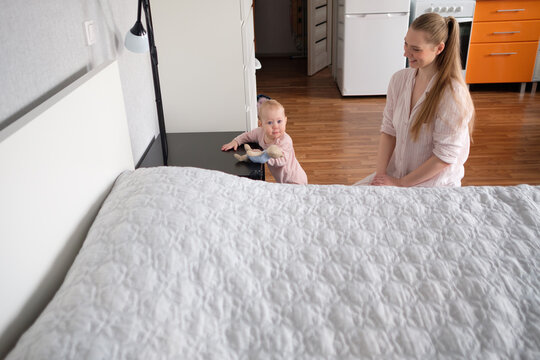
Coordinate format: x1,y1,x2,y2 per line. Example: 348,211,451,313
0,0,158,165
152,0,248,133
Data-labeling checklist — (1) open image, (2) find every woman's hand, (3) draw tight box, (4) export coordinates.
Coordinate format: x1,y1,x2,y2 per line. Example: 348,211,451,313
221,140,239,151
371,174,402,187
371,155,450,187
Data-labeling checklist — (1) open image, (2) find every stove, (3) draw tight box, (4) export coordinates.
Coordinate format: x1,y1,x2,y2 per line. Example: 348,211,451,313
411,0,476,20
410,1,476,74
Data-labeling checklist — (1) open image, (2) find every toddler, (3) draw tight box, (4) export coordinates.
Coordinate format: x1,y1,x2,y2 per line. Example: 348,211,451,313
221,99,307,184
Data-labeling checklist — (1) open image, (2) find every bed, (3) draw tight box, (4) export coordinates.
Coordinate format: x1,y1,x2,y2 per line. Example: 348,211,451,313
2,61,540,359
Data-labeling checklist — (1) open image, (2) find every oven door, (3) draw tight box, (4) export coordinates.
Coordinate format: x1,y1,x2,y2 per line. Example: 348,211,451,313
457,17,473,72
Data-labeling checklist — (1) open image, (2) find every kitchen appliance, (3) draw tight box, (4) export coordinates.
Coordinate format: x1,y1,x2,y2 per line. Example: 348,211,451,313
410,1,476,77
336,0,411,96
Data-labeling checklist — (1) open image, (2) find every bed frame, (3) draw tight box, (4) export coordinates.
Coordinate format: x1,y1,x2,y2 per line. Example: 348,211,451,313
0,60,134,356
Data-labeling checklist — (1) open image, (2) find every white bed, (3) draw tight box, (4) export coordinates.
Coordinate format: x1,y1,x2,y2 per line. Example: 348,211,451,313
2,61,540,359
5,166,540,359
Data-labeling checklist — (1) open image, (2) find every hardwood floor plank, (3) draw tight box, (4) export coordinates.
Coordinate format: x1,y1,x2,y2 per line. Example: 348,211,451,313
256,57,540,186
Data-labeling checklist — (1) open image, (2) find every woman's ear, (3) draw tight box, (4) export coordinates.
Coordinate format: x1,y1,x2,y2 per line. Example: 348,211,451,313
436,42,445,55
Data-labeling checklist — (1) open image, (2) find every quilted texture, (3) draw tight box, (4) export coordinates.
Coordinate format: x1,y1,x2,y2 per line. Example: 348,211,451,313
7,167,540,359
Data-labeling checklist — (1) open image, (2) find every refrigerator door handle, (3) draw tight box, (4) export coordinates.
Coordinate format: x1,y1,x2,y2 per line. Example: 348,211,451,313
345,12,409,19
387,12,409,17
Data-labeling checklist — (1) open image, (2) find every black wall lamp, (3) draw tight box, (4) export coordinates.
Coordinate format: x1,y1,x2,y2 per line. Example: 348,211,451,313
125,0,168,165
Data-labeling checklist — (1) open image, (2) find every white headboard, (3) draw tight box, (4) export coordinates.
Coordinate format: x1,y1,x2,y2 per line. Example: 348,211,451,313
0,60,134,356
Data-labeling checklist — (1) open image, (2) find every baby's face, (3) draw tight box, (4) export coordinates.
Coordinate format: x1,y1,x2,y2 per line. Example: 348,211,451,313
261,107,287,142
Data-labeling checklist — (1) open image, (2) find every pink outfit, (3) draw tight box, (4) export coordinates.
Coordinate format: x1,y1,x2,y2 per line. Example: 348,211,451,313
234,128,308,184
379,68,473,187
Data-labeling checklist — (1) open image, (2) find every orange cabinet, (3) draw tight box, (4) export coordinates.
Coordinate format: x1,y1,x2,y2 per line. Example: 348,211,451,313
466,0,540,84
467,42,539,83
473,0,540,21
470,20,540,43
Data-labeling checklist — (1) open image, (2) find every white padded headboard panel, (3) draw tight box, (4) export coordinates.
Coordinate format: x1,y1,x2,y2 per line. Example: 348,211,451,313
0,60,134,355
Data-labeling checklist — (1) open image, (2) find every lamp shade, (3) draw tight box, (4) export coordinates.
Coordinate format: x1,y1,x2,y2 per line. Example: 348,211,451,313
124,21,149,53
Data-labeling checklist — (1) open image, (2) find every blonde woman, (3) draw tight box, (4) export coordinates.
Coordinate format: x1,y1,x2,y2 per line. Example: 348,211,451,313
357,12,475,187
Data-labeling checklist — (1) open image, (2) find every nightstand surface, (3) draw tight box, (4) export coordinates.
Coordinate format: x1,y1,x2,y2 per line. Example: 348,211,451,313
138,132,264,180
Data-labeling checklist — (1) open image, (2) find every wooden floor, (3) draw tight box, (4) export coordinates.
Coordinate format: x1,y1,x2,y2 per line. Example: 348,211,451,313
256,57,540,186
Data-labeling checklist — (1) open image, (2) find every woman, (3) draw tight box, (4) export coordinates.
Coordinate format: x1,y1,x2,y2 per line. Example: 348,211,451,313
358,12,475,187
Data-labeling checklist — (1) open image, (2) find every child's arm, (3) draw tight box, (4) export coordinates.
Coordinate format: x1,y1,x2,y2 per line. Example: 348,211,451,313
221,140,239,151
267,142,292,167
221,129,260,151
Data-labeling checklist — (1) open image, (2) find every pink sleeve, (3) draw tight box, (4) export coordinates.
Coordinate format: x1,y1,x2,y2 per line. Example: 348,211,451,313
432,85,472,164
267,138,293,167
380,73,398,137
234,128,260,145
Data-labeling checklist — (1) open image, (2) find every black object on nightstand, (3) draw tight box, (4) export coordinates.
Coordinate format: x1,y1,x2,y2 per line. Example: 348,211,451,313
138,132,265,181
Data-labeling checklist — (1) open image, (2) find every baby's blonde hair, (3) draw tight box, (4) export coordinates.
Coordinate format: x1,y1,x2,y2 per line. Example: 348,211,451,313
258,99,286,120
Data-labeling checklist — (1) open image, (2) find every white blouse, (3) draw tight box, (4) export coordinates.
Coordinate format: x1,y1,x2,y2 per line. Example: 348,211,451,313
380,68,473,187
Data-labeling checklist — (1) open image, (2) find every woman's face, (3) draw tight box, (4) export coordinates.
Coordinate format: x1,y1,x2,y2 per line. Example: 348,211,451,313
404,28,444,69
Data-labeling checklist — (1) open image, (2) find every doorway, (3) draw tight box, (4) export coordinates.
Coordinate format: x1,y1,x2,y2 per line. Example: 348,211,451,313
254,0,334,77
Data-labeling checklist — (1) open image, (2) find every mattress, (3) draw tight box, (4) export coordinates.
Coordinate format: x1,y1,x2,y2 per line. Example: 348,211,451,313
7,167,540,359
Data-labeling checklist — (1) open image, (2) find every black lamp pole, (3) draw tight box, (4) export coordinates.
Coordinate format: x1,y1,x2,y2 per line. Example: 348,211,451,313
139,0,168,165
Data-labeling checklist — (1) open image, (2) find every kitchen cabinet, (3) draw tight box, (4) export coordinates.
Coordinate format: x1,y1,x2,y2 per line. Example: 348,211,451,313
152,0,257,133
466,0,540,85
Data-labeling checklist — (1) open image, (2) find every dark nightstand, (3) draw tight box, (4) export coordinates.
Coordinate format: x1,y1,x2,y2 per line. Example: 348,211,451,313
138,132,265,181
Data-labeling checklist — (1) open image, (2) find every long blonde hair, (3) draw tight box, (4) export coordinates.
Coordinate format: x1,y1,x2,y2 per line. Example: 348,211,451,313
409,13,474,141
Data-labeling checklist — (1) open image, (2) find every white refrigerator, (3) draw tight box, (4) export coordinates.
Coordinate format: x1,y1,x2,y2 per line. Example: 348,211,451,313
336,0,410,96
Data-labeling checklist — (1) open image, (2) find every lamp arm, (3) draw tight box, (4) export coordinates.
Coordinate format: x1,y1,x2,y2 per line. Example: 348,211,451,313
141,0,168,165
137,0,143,23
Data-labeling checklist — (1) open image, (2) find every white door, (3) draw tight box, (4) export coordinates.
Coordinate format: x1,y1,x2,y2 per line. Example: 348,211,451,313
307,0,332,76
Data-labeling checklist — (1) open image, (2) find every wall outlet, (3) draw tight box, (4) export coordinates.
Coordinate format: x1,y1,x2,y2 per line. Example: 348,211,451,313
84,20,96,46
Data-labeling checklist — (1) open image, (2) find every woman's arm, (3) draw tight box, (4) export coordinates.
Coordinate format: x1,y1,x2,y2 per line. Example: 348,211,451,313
400,155,450,186
372,155,450,186
375,133,396,176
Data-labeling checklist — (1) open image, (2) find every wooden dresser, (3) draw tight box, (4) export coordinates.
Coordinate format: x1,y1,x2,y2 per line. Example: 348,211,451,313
466,0,540,85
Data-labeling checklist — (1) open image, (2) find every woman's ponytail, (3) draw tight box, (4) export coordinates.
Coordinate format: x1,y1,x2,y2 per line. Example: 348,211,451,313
435,16,462,84
409,13,474,141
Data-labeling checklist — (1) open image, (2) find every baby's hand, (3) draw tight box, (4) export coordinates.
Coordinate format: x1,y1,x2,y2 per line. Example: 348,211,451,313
221,140,239,151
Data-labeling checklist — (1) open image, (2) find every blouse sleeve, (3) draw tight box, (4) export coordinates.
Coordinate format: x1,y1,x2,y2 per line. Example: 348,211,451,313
380,72,398,137
432,85,472,164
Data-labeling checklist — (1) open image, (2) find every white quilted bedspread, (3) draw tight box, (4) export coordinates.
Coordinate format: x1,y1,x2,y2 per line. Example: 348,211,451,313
8,167,540,359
